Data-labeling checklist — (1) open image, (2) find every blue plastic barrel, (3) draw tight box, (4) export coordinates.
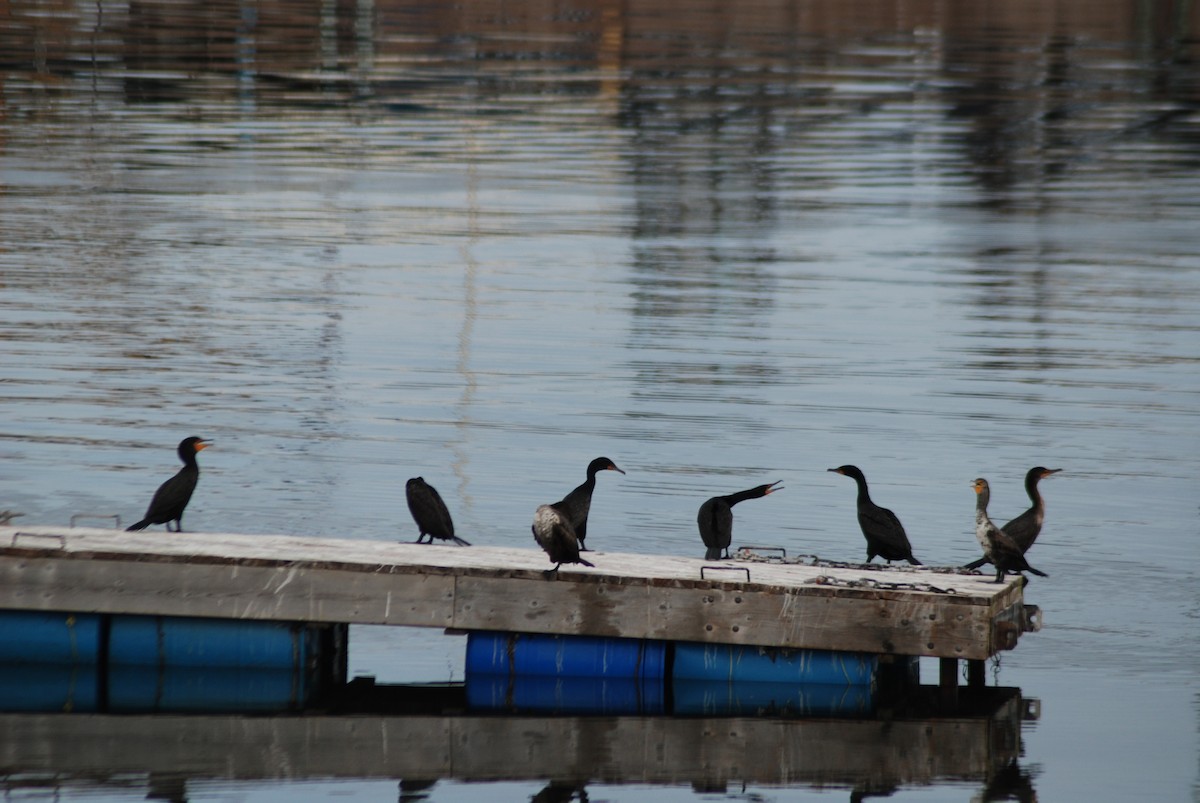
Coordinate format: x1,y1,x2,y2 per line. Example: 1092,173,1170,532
108,615,307,669
672,679,873,716
672,642,877,686
466,674,666,715
107,665,305,712
0,611,101,664
0,663,99,712
464,631,667,682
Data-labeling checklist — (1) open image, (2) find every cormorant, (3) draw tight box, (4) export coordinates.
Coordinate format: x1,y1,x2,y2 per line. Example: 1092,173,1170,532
405,477,469,546
965,466,1061,569
698,481,783,560
828,465,921,565
126,437,210,532
971,478,1048,583
554,456,624,551
532,503,594,577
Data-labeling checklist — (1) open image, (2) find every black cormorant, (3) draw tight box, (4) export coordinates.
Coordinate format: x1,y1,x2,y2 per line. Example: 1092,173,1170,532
698,481,783,560
554,456,624,551
406,477,469,546
127,437,210,532
828,465,921,565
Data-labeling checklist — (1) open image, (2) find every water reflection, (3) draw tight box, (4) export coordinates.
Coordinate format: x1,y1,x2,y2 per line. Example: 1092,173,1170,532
0,684,1037,802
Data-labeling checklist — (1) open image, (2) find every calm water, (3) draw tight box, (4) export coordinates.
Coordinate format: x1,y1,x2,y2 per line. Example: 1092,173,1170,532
2,0,1199,799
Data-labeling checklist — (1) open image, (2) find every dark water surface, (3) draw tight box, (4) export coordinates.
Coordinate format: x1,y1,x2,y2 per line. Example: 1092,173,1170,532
2,0,1199,800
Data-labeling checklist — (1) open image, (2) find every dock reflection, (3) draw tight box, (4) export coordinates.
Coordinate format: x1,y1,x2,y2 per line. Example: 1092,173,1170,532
0,682,1038,801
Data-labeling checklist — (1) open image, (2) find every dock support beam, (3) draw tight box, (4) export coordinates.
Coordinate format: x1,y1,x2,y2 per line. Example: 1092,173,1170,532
938,658,958,689
967,658,986,688
939,657,987,702
938,657,959,706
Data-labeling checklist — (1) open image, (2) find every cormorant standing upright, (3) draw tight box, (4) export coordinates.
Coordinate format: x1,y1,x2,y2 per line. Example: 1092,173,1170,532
828,465,921,565
127,437,211,532
965,466,1061,569
971,478,1048,583
554,457,624,551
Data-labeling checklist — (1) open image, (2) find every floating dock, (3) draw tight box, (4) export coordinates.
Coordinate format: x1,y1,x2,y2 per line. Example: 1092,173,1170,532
0,526,1037,677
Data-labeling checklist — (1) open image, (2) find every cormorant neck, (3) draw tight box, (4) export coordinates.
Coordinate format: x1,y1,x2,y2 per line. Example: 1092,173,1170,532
975,488,990,513
1025,474,1044,506
850,475,870,502
725,487,765,506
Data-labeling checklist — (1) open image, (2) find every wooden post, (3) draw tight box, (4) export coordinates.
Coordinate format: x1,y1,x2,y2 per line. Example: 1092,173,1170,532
938,657,958,706
967,658,986,688
938,658,958,689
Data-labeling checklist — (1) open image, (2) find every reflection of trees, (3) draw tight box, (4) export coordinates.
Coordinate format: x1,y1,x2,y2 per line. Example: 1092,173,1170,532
5,0,1198,162
616,32,796,418
938,8,1200,205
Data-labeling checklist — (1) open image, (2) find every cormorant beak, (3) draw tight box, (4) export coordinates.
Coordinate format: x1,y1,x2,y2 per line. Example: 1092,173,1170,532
609,464,626,475
1043,468,1062,476
196,441,212,451
826,468,842,475
765,481,784,494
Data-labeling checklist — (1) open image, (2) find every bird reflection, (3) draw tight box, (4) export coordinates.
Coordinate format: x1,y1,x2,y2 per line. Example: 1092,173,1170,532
976,758,1038,802
531,780,589,802
398,778,437,802
146,773,188,803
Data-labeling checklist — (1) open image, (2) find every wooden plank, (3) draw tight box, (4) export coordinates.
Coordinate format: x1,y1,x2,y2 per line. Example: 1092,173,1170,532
451,576,998,658
0,526,1029,659
0,701,1023,785
0,554,456,627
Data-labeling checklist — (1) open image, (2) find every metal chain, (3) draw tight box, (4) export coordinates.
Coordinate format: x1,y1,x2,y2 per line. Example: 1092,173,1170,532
733,546,982,577
810,574,958,594
733,547,973,593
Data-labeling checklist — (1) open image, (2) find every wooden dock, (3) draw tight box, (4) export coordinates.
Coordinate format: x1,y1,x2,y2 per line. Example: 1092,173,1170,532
0,526,1037,662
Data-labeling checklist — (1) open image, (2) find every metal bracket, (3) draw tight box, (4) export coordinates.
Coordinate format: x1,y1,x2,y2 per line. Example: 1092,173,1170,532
700,565,751,582
1021,604,1042,632
70,513,122,528
10,532,66,549
735,545,787,560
